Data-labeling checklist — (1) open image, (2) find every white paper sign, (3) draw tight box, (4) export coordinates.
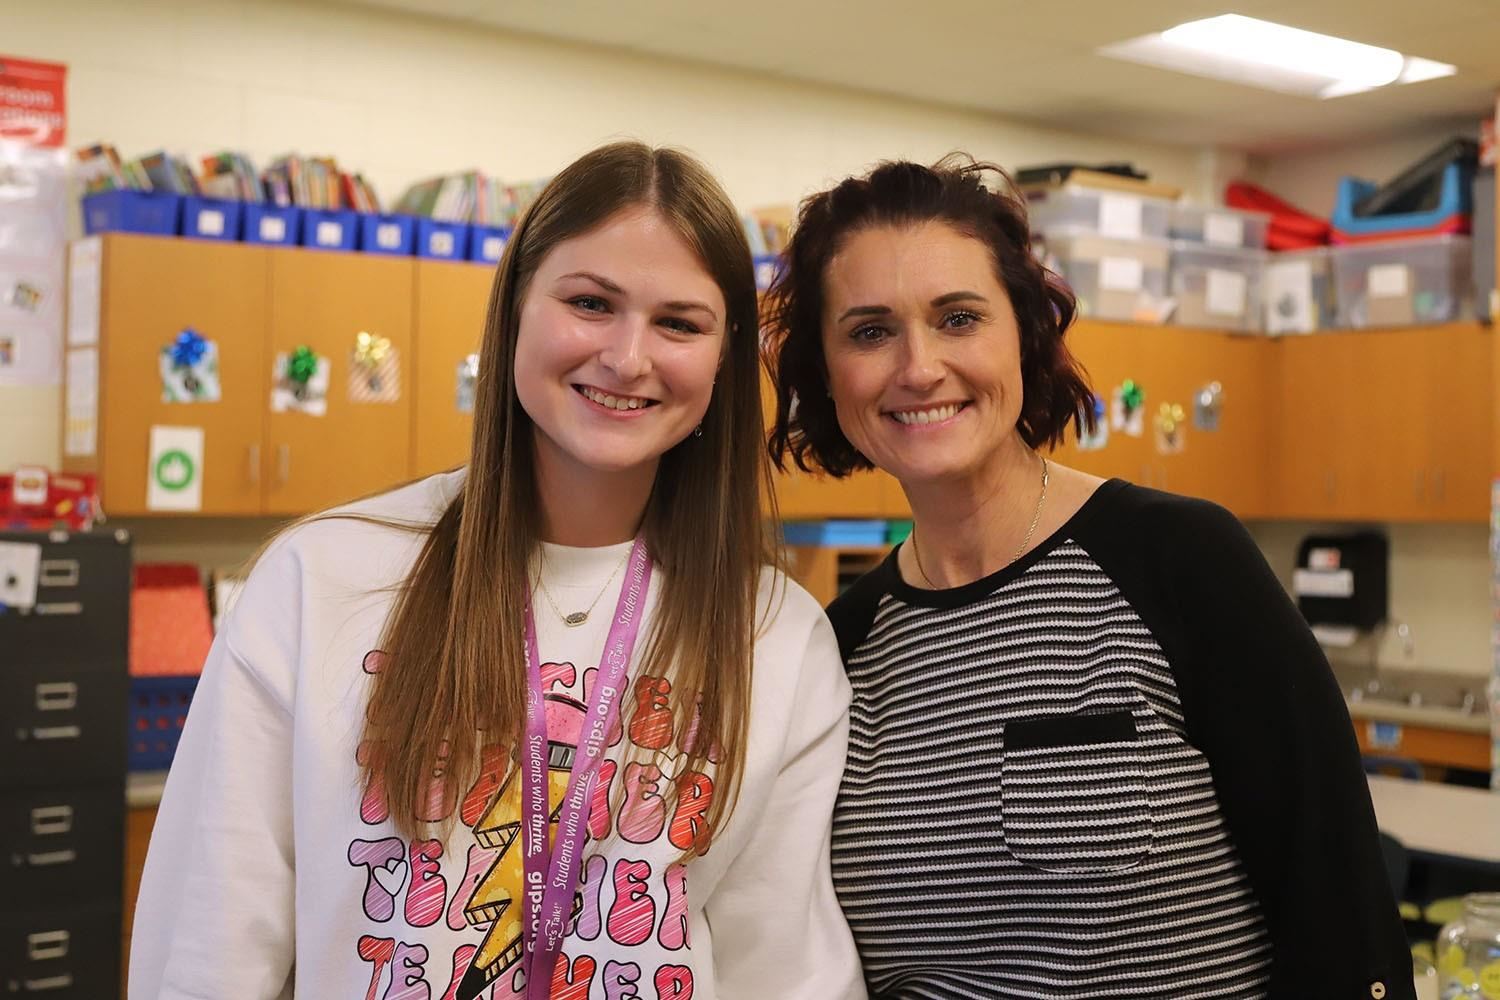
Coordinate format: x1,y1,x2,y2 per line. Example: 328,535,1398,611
258,216,286,242
1368,264,1411,298
1206,268,1248,317
63,347,98,457
1265,259,1316,334
67,238,102,348
1204,213,1245,248
1098,194,1144,240
0,540,43,610
147,425,205,512
1100,256,1144,292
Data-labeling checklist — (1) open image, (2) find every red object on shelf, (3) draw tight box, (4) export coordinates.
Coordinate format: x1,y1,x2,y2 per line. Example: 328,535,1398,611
1,467,101,531
130,563,214,677
1332,213,1470,244
1225,181,1331,250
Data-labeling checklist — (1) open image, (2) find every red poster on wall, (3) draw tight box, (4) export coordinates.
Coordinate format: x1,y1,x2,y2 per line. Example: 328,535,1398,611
0,56,66,148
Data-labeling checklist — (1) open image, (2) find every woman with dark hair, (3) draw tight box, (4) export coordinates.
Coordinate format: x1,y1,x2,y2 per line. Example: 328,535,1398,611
763,156,1411,1000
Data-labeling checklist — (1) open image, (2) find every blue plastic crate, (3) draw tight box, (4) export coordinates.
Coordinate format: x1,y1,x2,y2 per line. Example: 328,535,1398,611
181,196,244,242
753,253,785,292
81,190,182,237
783,520,889,546
417,218,470,260
128,674,199,772
469,224,513,264
243,204,302,246
360,213,416,256
300,208,360,251
1332,162,1473,240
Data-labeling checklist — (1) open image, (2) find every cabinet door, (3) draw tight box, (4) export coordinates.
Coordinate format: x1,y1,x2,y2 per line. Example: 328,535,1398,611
1273,334,1357,519
757,372,898,518
1422,323,1491,522
1058,321,1154,485
413,261,493,479
99,235,269,515
1149,329,1272,518
266,250,415,514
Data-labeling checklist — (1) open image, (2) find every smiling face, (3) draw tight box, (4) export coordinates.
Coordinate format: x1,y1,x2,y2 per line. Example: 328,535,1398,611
513,204,727,485
820,220,1026,487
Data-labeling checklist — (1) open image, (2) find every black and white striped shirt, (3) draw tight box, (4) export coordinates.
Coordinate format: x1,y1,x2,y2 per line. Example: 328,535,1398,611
828,482,1282,999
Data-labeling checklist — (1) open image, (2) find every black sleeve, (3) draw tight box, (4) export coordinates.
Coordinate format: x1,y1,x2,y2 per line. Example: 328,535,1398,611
823,552,895,662
1079,487,1413,1000
1161,496,1412,1000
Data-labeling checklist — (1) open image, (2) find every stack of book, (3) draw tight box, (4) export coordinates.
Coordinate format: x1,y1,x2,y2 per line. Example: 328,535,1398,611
395,171,547,226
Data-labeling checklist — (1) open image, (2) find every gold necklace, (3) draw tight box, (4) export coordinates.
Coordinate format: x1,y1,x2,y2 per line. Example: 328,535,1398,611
910,454,1050,589
534,545,633,627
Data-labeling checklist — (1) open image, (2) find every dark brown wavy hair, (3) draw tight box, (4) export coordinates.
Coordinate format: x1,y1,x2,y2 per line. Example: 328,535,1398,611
763,154,1095,477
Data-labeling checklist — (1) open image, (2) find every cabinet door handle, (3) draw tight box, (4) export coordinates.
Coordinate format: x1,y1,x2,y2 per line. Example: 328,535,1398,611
26,930,69,960
1324,471,1336,500
248,444,261,485
35,683,77,712
1433,469,1445,503
23,850,78,867
276,444,291,486
21,974,74,992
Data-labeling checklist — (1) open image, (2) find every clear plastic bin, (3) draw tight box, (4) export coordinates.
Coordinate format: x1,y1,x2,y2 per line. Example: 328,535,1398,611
1037,233,1171,323
1331,235,1474,328
1170,242,1267,332
1026,185,1173,241
1264,247,1334,335
1170,204,1270,249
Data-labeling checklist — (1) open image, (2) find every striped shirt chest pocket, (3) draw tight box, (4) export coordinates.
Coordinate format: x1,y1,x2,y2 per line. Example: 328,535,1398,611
1000,710,1153,874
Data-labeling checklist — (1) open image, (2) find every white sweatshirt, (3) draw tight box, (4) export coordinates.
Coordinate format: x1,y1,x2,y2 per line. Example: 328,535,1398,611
129,470,866,1000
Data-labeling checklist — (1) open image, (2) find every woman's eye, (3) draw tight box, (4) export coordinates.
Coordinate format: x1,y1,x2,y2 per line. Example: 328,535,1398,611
660,317,704,335
569,295,610,313
850,324,888,344
942,310,980,330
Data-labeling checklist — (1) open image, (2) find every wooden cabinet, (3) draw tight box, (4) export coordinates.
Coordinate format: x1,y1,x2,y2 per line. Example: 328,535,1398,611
1273,325,1491,522
1057,321,1272,518
266,249,415,514
79,235,271,516
413,261,494,479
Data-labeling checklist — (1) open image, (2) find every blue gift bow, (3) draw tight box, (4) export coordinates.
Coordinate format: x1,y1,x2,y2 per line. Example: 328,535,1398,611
170,329,207,369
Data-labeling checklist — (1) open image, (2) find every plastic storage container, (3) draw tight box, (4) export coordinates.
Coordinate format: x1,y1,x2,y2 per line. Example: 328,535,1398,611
360,213,416,256
416,218,470,260
1435,893,1500,1000
1038,233,1171,323
1331,235,1473,328
469,224,513,264
243,204,301,246
1170,242,1266,332
1170,204,1270,249
1263,248,1335,335
1026,186,1173,241
128,674,198,771
300,209,360,251
81,191,181,236
181,196,244,242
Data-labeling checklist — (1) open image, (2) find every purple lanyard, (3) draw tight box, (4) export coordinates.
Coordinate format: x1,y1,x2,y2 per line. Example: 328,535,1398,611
520,537,651,997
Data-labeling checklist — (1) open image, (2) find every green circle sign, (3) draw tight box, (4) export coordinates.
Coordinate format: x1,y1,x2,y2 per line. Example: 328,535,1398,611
154,449,196,491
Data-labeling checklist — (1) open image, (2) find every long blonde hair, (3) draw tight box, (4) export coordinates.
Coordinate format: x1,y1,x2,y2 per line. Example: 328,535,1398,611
362,141,770,850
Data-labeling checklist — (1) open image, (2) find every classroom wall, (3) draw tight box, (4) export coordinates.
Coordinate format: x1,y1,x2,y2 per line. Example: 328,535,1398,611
3,0,1492,682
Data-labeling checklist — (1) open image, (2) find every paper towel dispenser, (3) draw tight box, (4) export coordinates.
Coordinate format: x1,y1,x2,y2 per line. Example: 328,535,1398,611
1293,531,1388,631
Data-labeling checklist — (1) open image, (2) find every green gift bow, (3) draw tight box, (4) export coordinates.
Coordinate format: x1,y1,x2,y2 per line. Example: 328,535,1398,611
288,345,318,385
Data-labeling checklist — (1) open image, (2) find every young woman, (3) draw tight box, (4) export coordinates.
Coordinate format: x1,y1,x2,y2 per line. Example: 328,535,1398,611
763,157,1412,1000
130,142,864,1000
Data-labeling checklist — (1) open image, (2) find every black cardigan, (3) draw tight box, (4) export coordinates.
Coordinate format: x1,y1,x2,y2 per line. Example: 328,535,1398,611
827,480,1414,1000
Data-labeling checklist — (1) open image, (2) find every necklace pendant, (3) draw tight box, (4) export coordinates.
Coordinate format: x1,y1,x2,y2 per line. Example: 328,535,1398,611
563,611,589,627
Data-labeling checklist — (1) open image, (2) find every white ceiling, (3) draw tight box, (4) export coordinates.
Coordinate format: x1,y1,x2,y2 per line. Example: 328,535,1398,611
338,0,1499,152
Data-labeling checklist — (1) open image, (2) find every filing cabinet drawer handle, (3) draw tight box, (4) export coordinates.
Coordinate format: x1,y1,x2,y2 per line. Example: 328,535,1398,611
26,930,69,961
34,602,82,616
27,726,81,741
35,683,77,712
22,849,78,867
30,806,73,835
38,560,79,588
23,974,74,991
